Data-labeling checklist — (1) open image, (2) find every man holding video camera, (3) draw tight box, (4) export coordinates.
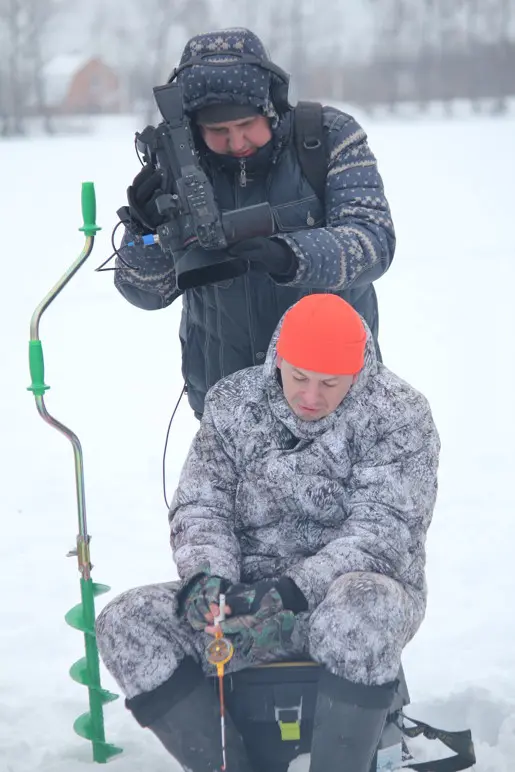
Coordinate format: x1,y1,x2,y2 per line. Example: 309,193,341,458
114,27,396,419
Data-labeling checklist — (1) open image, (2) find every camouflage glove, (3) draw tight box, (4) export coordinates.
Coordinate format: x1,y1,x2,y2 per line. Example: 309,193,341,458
180,574,229,632
218,585,296,659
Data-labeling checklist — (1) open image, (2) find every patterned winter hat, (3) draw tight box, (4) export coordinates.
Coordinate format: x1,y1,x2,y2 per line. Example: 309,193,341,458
171,28,287,122
277,294,367,375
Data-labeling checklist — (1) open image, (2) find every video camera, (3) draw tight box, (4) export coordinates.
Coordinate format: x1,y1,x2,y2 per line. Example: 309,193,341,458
122,81,275,290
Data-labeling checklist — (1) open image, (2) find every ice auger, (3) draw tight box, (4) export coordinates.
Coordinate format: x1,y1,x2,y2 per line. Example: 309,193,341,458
27,182,122,763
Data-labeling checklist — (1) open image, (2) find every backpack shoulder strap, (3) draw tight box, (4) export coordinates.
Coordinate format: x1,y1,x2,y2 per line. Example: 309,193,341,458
293,101,327,202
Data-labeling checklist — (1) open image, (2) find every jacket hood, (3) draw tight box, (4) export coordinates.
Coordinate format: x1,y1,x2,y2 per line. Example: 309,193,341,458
174,28,284,123
262,303,379,438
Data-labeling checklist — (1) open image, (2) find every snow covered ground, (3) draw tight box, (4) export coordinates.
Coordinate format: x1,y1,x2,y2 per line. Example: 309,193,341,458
1,109,514,771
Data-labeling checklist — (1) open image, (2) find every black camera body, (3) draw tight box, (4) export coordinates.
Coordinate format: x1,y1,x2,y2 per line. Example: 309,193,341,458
129,82,274,289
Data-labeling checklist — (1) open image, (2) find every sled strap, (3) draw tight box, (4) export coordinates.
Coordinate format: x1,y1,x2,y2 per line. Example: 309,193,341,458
398,712,476,771
293,101,326,202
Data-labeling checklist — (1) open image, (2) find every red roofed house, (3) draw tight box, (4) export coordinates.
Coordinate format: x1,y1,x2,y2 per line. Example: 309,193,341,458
44,54,122,114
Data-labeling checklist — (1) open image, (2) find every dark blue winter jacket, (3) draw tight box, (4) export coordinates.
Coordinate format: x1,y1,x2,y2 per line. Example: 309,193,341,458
114,105,395,416
114,28,396,415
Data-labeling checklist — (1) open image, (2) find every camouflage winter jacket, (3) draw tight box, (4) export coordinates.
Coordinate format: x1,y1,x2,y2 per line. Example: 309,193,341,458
169,319,440,615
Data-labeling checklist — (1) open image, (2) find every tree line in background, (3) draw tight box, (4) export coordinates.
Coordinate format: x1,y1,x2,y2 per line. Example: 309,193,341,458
1,0,514,136
317,0,515,115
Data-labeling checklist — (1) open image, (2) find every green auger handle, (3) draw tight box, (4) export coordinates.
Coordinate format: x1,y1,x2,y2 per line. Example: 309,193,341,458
28,340,50,396
79,181,102,237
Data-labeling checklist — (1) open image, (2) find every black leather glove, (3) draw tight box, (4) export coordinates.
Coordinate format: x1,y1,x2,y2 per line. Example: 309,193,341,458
228,237,297,279
225,576,308,616
126,164,166,232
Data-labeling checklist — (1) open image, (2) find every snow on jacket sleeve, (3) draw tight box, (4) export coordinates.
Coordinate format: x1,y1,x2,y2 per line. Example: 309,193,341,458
113,228,182,310
168,391,241,584
276,109,396,291
285,399,440,611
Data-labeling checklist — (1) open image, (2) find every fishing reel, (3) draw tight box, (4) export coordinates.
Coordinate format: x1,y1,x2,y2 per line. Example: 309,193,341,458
206,635,234,667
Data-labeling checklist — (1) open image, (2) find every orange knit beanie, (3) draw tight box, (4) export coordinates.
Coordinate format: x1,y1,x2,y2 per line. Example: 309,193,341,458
276,294,366,375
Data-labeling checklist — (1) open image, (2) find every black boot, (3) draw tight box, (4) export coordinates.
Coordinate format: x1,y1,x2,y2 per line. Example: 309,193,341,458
309,669,397,772
126,657,254,772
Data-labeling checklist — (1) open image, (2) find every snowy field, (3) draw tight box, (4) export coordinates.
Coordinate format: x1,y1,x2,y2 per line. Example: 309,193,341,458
1,108,515,771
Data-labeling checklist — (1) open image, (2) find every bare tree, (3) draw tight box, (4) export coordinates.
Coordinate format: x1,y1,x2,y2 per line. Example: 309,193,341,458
25,0,60,133
289,0,315,100
0,0,64,136
0,0,27,135
366,0,411,111
432,0,461,115
487,0,514,113
241,0,261,33
120,0,211,123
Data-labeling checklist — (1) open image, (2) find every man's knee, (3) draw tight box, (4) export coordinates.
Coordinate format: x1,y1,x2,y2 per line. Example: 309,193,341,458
96,582,180,650
313,571,416,621
95,582,190,699
97,587,140,646
308,572,416,684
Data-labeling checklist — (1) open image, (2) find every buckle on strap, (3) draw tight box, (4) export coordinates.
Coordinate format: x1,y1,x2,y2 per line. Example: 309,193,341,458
275,699,302,741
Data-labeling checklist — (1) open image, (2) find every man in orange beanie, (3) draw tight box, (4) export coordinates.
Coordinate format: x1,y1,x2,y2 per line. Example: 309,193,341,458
276,292,367,421
97,294,440,772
